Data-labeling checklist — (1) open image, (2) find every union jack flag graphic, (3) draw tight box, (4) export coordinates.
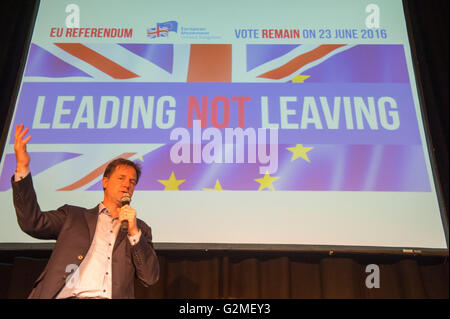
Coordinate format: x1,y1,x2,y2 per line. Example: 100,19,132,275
146,26,169,38
23,42,409,83
0,42,419,192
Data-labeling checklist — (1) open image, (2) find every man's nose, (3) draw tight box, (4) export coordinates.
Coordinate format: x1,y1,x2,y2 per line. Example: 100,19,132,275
122,179,131,189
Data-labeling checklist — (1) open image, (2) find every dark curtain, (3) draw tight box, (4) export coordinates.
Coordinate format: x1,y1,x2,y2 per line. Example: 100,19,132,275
0,0,448,299
405,0,449,215
141,252,448,298
0,0,36,138
0,250,448,298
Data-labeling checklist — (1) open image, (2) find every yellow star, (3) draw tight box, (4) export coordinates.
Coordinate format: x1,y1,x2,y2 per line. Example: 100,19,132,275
287,144,313,162
203,179,224,191
158,171,186,190
138,156,144,162
254,171,280,191
291,74,310,83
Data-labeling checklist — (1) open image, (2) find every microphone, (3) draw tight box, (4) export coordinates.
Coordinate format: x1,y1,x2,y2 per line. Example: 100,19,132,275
120,193,131,233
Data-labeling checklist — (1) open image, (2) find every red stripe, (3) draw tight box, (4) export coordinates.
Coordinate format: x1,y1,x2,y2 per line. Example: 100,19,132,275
258,44,346,80
55,43,139,79
57,153,136,191
187,44,232,82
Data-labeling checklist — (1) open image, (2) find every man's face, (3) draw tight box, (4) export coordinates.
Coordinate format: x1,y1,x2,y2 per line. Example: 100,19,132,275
102,165,137,205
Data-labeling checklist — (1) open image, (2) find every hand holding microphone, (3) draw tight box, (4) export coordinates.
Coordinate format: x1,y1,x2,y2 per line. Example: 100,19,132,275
119,193,138,235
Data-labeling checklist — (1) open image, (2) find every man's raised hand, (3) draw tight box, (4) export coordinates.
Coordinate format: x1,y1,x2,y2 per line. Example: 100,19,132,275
14,124,31,174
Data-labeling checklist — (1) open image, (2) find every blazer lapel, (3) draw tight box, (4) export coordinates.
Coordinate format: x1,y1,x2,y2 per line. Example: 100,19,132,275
114,228,127,251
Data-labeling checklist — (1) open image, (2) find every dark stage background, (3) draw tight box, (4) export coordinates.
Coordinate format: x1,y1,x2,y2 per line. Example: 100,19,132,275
0,0,448,299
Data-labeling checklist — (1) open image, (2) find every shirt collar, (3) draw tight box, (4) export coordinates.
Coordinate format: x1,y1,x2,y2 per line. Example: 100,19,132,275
99,202,119,222
99,202,110,216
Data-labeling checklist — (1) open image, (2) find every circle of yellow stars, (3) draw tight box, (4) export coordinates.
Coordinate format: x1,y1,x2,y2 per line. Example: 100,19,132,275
154,144,313,191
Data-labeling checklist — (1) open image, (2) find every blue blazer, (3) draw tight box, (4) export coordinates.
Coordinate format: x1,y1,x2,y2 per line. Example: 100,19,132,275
12,173,159,299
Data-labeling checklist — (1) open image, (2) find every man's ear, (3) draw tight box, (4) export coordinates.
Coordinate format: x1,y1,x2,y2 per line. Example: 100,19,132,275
102,177,108,190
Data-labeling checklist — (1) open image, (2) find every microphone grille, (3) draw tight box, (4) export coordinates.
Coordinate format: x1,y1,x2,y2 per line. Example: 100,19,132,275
121,193,131,204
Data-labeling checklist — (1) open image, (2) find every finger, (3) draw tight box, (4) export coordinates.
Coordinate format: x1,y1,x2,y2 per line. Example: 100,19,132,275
14,127,23,148
23,135,32,144
119,208,128,220
119,214,130,224
14,124,23,140
122,207,136,217
15,126,27,144
18,127,29,141
123,207,133,216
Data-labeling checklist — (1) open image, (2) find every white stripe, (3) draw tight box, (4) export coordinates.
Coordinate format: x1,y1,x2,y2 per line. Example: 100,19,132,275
38,43,112,81
25,43,191,82
11,144,165,191
85,43,171,80
86,43,191,81
232,44,320,82
246,44,322,78
172,44,191,82
277,44,356,82
234,44,355,83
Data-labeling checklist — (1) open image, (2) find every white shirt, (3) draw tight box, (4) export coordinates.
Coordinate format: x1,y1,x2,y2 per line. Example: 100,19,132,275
56,203,141,299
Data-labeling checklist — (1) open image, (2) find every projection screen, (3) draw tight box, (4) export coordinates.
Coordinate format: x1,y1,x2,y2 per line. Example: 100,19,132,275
0,0,448,253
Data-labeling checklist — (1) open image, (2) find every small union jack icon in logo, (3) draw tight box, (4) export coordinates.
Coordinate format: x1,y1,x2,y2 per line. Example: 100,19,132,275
147,21,178,38
147,26,169,38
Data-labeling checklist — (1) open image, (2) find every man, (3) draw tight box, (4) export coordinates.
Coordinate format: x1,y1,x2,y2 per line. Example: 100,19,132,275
11,124,159,298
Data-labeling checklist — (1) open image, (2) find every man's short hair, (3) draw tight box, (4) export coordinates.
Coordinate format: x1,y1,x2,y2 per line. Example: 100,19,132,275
103,158,142,185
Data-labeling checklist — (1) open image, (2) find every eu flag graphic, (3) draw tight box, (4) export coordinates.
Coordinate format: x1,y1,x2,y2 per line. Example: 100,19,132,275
157,21,178,33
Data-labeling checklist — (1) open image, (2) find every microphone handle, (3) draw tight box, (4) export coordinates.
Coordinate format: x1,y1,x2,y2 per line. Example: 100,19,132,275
120,200,130,233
